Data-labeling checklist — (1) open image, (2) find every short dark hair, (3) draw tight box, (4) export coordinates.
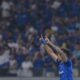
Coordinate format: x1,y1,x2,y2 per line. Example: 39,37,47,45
61,48,72,58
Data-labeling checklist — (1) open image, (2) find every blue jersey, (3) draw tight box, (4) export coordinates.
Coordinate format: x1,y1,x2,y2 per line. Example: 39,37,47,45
56,59,73,80
64,60,73,80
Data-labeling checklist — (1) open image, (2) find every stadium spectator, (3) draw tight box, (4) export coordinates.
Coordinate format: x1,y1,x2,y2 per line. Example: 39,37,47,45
9,54,17,77
44,55,56,77
0,44,10,76
33,52,44,77
21,55,33,77
72,42,80,76
1,0,14,18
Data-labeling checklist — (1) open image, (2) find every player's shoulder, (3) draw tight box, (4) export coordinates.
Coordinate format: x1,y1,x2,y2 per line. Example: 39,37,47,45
56,58,62,65
64,59,72,66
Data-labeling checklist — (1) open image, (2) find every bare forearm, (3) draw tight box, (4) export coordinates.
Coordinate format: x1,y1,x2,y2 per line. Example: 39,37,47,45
49,42,63,54
44,45,57,61
40,37,58,61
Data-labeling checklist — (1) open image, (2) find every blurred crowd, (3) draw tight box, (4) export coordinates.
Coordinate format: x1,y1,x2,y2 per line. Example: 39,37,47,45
0,0,80,77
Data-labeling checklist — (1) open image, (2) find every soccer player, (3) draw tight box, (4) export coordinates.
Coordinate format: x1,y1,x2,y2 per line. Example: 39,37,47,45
40,36,73,80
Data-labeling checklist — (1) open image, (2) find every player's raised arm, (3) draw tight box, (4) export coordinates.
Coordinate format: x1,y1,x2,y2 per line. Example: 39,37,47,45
45,37,68,62
40,37,58,61
44,45,58,61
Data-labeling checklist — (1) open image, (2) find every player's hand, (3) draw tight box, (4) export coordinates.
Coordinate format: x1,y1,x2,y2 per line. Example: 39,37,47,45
39,34,43,41
40,35,47,45
45,35,50,44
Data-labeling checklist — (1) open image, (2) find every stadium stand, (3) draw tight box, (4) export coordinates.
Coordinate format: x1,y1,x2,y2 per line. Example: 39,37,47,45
0,0,80,77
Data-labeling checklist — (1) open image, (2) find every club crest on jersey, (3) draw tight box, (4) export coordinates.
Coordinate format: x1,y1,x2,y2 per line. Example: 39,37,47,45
59,71,64,74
